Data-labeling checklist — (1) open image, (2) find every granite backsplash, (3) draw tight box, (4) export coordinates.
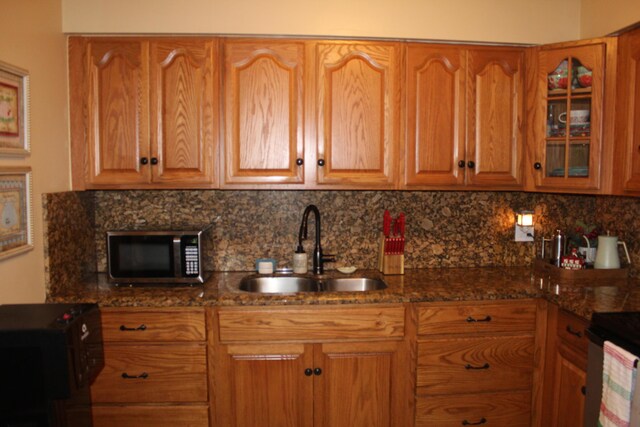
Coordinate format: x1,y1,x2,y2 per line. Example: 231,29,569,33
41,190,640,290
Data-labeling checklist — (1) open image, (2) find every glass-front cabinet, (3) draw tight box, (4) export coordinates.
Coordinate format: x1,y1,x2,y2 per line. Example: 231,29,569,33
531,42,607,191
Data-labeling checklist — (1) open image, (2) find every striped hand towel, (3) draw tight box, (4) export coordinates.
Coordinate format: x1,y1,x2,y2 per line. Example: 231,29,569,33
598,340,638,427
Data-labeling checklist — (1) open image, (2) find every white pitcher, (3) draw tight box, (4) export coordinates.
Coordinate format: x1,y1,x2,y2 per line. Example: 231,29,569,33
594,236,631,269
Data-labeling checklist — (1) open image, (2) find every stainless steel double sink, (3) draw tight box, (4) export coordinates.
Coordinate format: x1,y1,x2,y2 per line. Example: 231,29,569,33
239,275,387,293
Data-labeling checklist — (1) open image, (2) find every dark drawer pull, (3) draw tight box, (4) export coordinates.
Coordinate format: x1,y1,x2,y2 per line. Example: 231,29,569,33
120,324,147,332
462,418,487,425
465,363,490,370
566,325,582,338
466,316,492,323
122,372,149,380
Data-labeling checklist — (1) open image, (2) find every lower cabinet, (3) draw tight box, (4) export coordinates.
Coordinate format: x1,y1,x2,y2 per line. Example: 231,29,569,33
542,305,589,427
212,304,411,427
90,308,209,427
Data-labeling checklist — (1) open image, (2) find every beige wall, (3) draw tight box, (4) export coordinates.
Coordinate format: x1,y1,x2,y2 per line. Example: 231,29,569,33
581,0,640,38
62,0,583,44
0,0,69,303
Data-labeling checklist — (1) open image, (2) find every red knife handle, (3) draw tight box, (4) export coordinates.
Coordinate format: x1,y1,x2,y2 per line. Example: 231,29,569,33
383,210,391,236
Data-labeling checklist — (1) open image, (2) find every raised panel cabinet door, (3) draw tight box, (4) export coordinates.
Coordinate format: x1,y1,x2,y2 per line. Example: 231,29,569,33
405,45,466,188
85,39,150,186
149,39,218,186
223,40,305,185
551,343,586,427
618,29,640,193
467,47,524,188
215,343,314,427
314,42,400,187
313,341,401,427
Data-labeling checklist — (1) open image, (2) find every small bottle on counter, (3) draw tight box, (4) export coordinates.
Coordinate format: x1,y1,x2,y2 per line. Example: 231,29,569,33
293,246,308,274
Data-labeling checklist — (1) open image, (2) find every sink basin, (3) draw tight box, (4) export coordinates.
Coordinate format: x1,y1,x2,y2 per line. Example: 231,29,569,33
321,278,387,292
239,276,319,293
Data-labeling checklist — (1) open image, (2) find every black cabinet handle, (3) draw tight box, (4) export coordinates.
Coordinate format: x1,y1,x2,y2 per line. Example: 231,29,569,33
140,157,148,165
122,372,148,379
304,368,313,377
566,325,583,338
458,160,466,168
465,363,490,370
534,162,542,170
581,385,587,396
296,158,304,166
150,157,158,165
466,316,492,323
462,418,487,425
120,324,147,331
467,161,475,169
317,159,325,167
314,368,322,376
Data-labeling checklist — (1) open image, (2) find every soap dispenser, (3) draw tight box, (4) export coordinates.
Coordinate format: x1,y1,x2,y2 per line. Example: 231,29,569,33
293,245,308,274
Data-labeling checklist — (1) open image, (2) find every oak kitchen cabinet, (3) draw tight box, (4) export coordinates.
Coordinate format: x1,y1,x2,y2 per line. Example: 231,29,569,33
212,304,412,427
69,37,219,189
404,44,524,189
90,308,209,427
414,300,545,427
525,37,617,193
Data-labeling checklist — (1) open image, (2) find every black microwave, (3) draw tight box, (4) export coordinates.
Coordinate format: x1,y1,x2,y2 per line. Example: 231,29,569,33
106,226,213,285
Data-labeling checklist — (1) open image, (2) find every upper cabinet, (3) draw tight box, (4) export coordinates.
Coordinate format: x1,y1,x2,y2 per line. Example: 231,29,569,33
222,40,305,186
310,42,401,188
526,38,617,193
614,26,640,195
404,45,524,189
69,37,219,189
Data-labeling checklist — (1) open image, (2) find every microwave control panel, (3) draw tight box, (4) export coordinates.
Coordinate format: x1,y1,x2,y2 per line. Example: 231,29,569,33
182,236,200,277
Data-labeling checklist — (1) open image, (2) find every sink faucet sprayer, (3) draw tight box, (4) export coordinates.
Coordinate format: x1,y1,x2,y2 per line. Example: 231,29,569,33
297,205,335,274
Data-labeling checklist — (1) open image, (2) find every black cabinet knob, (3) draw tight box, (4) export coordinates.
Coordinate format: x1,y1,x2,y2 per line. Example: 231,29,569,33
150,157,158,165
140,157,149,165
467,161,475,169
313,368,322,376
534,162,542,170
296,158,304,166
304,368,313,377
458,160,466,168
317,159,325,167
462,418,487,426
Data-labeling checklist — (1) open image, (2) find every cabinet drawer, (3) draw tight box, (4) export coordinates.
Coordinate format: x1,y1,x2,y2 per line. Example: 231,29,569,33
416,391,531,427
557,310,589,355
92,404,209,427
417,302,536,335
416,336,534,394
91,344,207,403
217,305,405,342
100,309,206,342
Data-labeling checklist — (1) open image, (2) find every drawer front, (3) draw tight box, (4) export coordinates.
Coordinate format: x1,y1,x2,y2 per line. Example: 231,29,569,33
417,335,534,394
92,405,209,427
557,310,589,355
416,391,531,427
417,302,536,335
218,305,405,342
91,344,207,403
100,309,206,342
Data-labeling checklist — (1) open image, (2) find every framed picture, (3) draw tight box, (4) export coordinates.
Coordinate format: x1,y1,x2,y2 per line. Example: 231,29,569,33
0,167,33,260
0,60,30,156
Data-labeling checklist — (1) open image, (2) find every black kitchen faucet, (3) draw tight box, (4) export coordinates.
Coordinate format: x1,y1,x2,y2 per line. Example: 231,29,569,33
298,204,335,274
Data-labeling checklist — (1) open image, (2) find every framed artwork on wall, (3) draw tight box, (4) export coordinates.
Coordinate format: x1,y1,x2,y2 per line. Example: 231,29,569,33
0,167,33,260
0,60,30,156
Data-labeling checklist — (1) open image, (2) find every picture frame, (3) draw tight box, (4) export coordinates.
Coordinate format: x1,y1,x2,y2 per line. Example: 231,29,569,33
0,167,33,260
0,60,30,156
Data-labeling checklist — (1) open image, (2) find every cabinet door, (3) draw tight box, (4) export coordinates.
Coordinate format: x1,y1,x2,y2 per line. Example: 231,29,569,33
467,47,524,188
214,343,314,427
314,341,404,427
223,40,305,185
405,45,466,187
616,28,640,193
313,42,400,187
149,39,218,186
85,39,150,186
550,343,586,427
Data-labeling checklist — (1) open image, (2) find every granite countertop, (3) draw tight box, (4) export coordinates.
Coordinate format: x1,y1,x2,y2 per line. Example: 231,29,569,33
45,267,640,320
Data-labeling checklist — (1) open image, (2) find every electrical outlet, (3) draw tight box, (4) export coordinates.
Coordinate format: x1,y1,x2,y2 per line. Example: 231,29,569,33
515,224,534,242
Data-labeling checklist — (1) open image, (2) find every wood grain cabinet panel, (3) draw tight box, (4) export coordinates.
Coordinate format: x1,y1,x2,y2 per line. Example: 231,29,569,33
92,405,209,427
100,309,206,342
312,42,400,188
222,40,305,185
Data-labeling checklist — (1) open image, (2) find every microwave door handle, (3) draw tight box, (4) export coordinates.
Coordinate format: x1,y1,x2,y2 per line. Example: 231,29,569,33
173,237,182,277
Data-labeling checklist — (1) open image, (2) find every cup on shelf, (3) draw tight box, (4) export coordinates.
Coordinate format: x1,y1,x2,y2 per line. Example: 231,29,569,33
558,110,590,125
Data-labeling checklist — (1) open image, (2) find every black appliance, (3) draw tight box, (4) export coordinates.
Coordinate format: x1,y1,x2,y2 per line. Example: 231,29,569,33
0,303,104,427
584,311,640,426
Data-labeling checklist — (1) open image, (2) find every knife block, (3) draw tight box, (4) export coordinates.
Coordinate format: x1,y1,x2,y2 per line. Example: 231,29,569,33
378,233,404,275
